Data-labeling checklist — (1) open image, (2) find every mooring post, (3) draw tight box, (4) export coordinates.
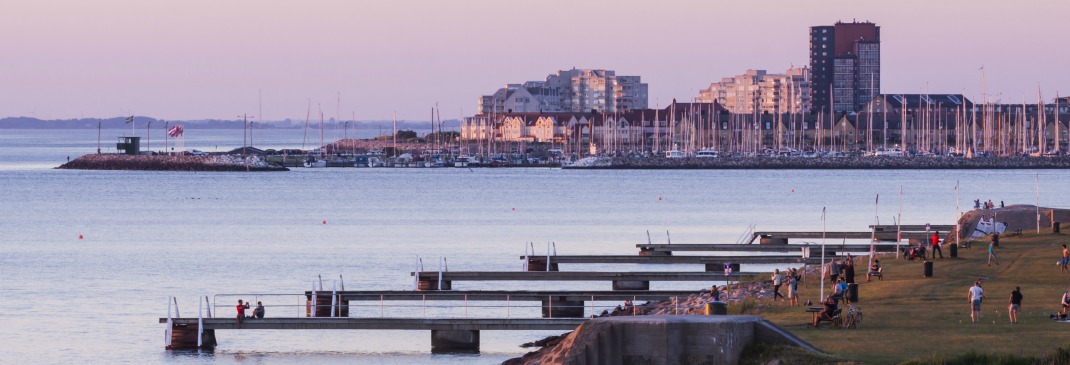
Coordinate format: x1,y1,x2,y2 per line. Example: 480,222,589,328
437,257,443,290
318,274,323,291
339,274,345,291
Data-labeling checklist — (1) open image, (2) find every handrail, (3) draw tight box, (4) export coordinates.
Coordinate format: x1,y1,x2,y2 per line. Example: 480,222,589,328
735,224,756,245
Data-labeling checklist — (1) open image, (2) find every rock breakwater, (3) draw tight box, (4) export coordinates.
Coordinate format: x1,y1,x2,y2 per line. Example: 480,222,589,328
57,154,288,171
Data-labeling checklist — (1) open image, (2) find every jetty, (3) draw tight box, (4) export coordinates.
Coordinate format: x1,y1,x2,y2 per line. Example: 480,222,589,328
635,243,900,257
521,255,821,272
410,271,755,291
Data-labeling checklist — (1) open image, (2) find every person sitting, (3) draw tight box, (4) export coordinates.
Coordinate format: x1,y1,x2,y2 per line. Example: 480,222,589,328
1060,291,1070,319
867,260,882,282
833,278,848,300
813,294,841,327
252,301,265,319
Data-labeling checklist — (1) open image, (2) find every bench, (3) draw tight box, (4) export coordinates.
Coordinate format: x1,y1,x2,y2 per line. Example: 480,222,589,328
806,307,822,326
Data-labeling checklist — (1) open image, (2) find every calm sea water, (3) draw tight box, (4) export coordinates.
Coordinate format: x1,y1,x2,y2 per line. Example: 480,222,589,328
1,129,1067,364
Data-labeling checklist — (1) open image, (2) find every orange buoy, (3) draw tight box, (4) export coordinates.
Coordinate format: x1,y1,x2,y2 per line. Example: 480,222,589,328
658,197,663,201
512,208,516,211
791,189,795,192
78,234,83,239
322,220,327,225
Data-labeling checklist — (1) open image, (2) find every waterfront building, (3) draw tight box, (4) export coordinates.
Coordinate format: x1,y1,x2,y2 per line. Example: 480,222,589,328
697,68,811,115
478,68,648,115
810,21,880,114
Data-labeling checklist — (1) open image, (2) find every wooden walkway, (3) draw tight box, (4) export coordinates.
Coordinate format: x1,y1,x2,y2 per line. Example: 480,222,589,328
634,243,899,253
750,231,931,243
521,255,819,264
410,271,750,282
308,290,699,302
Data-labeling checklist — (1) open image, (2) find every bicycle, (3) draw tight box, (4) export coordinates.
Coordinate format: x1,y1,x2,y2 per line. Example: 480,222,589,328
841,305,863,329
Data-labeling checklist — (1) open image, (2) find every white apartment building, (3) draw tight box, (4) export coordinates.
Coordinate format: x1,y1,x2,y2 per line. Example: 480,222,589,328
479,68,648,114
697,67,811,115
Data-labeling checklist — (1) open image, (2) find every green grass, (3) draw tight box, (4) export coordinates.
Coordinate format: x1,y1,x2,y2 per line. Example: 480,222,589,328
753,228,1070,364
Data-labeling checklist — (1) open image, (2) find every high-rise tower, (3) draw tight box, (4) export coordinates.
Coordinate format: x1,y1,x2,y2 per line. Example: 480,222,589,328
810,21,880,114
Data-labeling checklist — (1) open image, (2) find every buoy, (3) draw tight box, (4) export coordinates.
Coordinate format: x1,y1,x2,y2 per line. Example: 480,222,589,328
78,234,83,240
322,220,327,225
658,197,663,201
512,208,516,211
791,189,795,193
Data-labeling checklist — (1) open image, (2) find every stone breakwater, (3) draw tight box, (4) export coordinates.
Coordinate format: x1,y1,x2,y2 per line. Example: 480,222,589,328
565,156,1070,169
57,154,289,171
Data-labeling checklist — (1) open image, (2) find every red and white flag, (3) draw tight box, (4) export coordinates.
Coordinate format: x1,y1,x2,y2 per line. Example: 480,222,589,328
167,125,184,137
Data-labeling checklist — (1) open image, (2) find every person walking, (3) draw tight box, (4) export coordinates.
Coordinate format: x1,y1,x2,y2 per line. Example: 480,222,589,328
1061,244,1069,273
932,231,944,259
771,269,784,301
829,260,841,284
988,239,1000,266
1008,287,1022,324
968,281,985,323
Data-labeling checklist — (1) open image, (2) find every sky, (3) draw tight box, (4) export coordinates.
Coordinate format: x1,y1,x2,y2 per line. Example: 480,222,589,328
1,0,1067,122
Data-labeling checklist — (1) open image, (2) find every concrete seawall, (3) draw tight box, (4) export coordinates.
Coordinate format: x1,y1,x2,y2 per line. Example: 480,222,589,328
512,315,818,365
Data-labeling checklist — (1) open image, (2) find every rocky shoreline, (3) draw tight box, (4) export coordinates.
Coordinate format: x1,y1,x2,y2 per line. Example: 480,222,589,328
57,154,289,171
564,155,1070,169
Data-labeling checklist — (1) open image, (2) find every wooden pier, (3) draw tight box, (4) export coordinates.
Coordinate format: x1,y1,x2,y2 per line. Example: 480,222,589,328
750,231,931,244
161,317,585,353
410,271,756,291
304,290,701,319
634,243,900,256
520,255,822,271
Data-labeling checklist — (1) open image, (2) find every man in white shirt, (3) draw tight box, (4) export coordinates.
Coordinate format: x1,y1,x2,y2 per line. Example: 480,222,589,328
968,281,985,323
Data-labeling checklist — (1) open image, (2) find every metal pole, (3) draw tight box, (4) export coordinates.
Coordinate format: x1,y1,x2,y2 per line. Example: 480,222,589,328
166,296,173,348
437,257,443,290
820,207,826,300
197,296,203,348
380,294,384,317
311,281,318,318
331,281,337,318
414,257,420,290
897,186,903,259
1037,173,1041,234
956,181,960,249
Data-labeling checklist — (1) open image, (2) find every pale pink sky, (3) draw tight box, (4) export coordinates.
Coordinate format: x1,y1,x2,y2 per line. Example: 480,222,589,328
1,0,1067,121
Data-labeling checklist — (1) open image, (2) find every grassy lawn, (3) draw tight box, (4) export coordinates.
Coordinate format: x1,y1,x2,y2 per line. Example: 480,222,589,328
755,229,1070,364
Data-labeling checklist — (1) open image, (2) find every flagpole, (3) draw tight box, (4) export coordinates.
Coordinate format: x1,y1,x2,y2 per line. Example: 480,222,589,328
897,186,903,259
869,195,878,271
955,181,960,249
1036,173,1041,234
820,207,826,300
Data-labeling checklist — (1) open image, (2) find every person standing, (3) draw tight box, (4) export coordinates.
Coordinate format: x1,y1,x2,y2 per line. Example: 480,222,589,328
788,272,799,307
829,260,841,284
988,239,1000,266
236,299,250,328
771,269,784,301
844,260,856,284
932,231,944,259
1061,244,1069,273
968,281,985,323
1008,287,1022,324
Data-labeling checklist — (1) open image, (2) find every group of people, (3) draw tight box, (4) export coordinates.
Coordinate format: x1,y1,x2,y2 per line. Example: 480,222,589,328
235,299,265,328
974,199,1003,210
770,268,801,306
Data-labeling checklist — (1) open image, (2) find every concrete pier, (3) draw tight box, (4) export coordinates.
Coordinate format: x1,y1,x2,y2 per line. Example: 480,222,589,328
431,330,480,353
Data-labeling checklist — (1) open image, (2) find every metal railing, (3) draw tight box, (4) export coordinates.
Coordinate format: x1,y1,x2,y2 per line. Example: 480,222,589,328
204,293,708,320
